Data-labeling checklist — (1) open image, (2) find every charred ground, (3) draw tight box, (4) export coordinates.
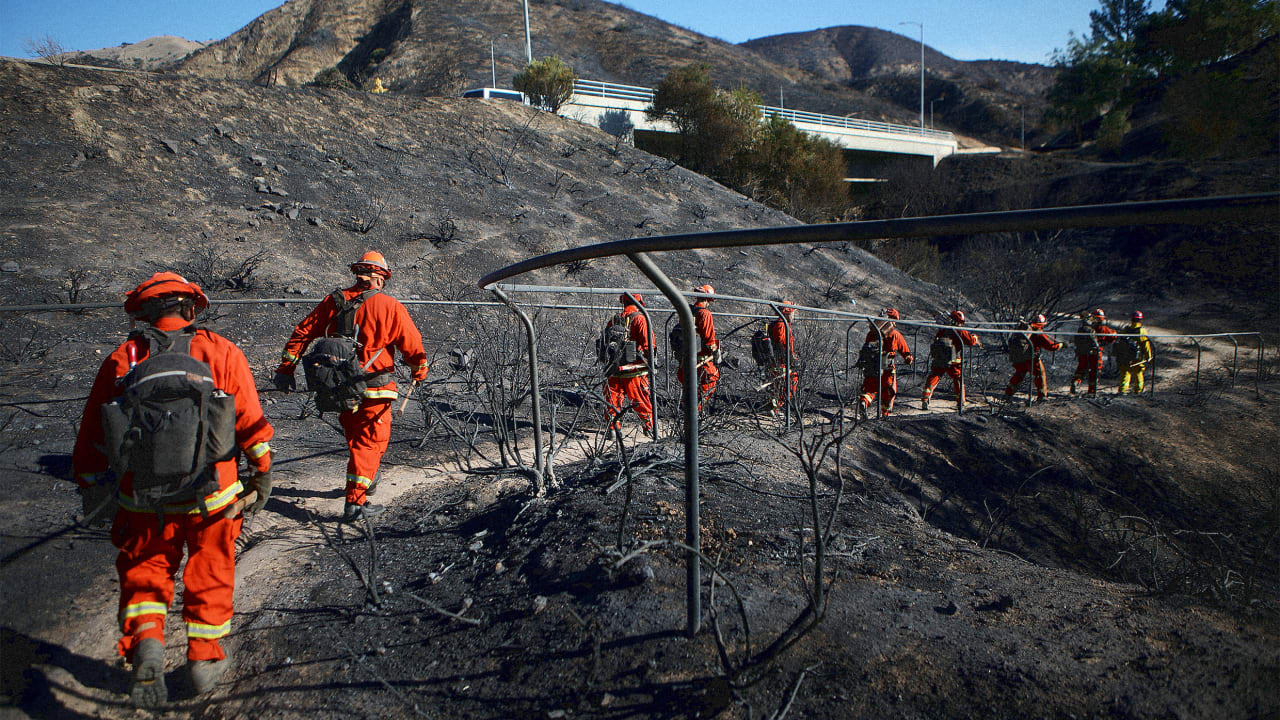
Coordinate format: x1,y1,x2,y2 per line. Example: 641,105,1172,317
0,59,1277,720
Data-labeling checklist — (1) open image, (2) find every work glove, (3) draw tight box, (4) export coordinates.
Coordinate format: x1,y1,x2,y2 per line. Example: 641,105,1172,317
80,481,118,527
713,348,723,365
245,469,272,514
273,372,296,393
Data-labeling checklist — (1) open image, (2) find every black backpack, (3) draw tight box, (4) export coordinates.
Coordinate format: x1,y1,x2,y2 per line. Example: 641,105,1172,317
302,289,383,413
100,326,237,513
668,322,685,357
856,340,884,374
750,328,775,367
596,313,638,369
929,335,958,370
1074,323,1100,355
1114,331,1141,364
1008,332,1034,364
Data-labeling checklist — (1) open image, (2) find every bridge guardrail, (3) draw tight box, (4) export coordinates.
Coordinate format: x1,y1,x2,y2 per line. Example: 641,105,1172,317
571,79,955,142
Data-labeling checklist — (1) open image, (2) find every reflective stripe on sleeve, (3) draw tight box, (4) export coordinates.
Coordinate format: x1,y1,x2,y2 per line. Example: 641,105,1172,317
246,442,270,460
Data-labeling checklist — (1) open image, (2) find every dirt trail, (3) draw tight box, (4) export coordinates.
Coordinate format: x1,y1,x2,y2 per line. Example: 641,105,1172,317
0,398,637,717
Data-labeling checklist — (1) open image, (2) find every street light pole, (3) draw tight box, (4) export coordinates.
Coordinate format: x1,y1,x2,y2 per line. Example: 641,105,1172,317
522,0,532,63
490,34,507,88
899,21,924,132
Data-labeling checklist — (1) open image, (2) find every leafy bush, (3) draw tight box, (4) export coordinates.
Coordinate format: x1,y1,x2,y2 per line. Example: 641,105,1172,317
312,66,354,90
513,56,576,113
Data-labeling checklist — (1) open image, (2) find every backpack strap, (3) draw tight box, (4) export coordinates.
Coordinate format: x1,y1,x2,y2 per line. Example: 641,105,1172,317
133,325,201,358
326,288,381,337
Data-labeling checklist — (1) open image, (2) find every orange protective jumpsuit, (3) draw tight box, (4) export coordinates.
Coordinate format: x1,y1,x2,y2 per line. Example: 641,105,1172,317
767,317,799,411
859,327,913,416
1004,332,1063,399
1071,323,1116,394
605,306,654,430
676,302,719,411
922,328,981,404
277,287,428,505
73,317,273,664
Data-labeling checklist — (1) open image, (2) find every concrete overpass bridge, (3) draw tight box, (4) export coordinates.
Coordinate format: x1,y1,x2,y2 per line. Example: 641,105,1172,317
562,79,958,178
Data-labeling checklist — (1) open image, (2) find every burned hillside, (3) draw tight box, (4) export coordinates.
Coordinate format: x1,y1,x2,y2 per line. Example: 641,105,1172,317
0,56,1277,720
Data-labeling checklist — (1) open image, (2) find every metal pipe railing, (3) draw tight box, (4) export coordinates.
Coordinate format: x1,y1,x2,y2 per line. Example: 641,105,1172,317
627,252,701,636
489,288,545,491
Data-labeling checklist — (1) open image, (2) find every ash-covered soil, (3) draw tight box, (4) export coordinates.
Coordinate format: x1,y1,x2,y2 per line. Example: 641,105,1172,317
1,58,1277,720
5,335,1277,718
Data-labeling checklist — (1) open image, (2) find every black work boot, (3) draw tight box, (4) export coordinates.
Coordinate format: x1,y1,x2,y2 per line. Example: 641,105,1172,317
129,637,167,708
343,502,384,523
188,649,231,696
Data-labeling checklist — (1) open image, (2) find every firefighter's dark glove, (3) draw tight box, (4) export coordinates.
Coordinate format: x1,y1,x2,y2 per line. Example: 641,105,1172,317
246,470,272,514
273,372,296,393
80,482,117,527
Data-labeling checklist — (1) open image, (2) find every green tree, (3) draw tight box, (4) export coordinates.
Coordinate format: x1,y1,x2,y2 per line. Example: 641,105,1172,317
513,56,576,113
737,116,847,222
1046,36,1129,141
1089,0,1152,69
646,63,760,178
1137,0,1280,74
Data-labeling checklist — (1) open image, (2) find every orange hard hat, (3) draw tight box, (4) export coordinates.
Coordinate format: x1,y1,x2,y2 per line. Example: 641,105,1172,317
695,284,715,296
1030,313,1047,329
780,300,796,315
619,292,644,307
1132,310,1143,321
350,250,390,277
950,310,966,325
883,308,900,320
124,272,209,317
1091,308,1105,320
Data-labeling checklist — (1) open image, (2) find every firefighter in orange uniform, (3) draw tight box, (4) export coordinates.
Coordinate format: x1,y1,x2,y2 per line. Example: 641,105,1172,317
72,272,273,707
767,301,799,416
677,285,720,411
605,293,654,431
859,308,914,417
273,251,428,523
921,310,982,411
1003,315,1063,401
1069,308,1116,397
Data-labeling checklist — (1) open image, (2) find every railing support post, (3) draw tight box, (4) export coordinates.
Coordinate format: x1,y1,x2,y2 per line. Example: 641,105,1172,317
627,252,701,637
490,288,545,494
1193,339,1203,395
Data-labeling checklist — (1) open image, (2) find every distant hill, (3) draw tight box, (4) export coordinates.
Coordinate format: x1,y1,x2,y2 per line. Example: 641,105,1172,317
742,26,1056,147
175,0,955,135
62,35,205,71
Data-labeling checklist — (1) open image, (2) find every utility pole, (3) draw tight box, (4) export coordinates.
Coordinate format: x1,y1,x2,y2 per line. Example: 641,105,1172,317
899,21,924,132
522,0,532,63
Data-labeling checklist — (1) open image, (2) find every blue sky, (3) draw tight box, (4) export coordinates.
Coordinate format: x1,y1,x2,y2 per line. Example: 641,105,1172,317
0,0,1133,65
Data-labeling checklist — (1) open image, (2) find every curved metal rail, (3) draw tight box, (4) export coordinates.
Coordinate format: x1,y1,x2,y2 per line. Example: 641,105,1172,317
478,192,1278,636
